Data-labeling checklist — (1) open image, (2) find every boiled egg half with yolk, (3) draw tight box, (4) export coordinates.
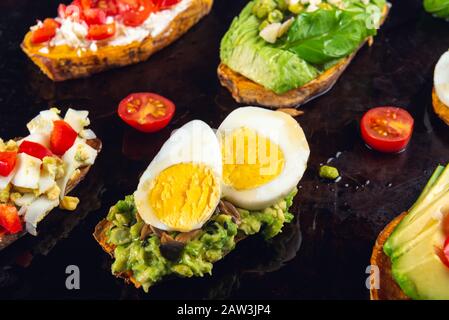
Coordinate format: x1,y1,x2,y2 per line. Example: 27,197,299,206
216,107,310,210
435,50,449,108
134,120,222,232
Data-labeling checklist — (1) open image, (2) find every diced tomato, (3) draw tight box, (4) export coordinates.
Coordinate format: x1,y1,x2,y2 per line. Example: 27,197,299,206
444,237,449,267
18,141,53,160
0,151,17,177
50,120,78,156
438,237,449,269
117,0,156,26
118,92,175,133
0,205,22,234
80,0,94,10
31,18,60,44
87,22,116,40
360,106,414,153
59,3,83,20
83,8,107,25
153,0,180,9
58,4,67,18
81,0,119,15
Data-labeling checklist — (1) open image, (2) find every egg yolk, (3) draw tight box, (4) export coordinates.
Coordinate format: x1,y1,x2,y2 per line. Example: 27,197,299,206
148,163,220,231
221,127,285,190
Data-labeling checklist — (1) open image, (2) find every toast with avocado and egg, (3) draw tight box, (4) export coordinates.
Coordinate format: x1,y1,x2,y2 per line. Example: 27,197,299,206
433,50,449,126
94,107,310,292
218,0,390,108
371,164,449,300
0,108,101,250
21,0,213,81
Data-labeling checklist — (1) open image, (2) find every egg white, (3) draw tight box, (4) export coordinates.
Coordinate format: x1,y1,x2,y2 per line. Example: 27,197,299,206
12,153,42,190
134,120,222,231
216,107,310,210
435,50,449,107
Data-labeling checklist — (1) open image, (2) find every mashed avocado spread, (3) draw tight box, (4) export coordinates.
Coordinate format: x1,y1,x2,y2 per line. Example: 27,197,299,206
105,189,297,292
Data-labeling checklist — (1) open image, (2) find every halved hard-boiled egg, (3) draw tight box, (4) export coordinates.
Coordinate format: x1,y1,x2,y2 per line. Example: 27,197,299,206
134,120,222,232
434,50,449,108
216,107,310,210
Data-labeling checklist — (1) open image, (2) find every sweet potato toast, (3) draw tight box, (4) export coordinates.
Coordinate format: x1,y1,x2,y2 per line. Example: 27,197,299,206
370,212,410,300
432,88,449,126
0,138,102,251
21,0,213,81
218,4,390,108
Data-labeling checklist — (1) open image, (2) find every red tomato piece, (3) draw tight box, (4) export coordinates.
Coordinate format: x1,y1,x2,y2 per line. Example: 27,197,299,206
18,141,53,160
0,205,22,234
81,0,119,15
31,18,60,44
117,0,156,26
83,8,107,25
58,4,68,18
118,92,175,133
360,107,414,153
0,151,17,177
87,22,116,40
50,120,78,156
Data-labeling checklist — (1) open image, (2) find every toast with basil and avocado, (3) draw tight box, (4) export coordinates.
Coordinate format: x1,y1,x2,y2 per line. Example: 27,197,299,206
371,164,449,300
218,0,390,108
0,108,101,250
94,107,310,292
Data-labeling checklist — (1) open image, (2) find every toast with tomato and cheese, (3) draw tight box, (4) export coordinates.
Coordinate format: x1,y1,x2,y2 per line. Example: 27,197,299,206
433,50,449,126
218,0,389,108
0,108,101,250
21,0,213,81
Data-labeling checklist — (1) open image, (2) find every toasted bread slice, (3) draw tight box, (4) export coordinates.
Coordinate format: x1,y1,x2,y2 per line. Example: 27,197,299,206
432,88,449,126
218,5,389,108
0,138,102,251
370,212,410,300
21,0,213,81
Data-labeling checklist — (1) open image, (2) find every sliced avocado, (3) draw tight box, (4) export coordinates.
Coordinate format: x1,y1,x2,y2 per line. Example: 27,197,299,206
220,1,318,94
389,192,449,260
391,222,449,300
384,165,449,257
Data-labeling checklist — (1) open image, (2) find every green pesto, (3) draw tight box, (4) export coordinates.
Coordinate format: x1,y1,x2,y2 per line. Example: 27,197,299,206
105,189,297,292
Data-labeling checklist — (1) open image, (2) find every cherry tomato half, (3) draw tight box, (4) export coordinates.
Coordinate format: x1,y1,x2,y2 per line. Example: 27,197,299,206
18,141,53,160
118,93,175,133
0,205,22,234
31,18,60,44
0,151,17,177
50,120,78,155
360,107,414,153
118,0,156,26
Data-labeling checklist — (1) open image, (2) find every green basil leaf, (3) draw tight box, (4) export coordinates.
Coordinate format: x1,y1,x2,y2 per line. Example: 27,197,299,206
424,0,449,18
285,9,375,65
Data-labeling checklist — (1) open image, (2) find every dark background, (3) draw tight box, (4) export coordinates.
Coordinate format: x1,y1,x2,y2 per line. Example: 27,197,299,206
0,0,448,300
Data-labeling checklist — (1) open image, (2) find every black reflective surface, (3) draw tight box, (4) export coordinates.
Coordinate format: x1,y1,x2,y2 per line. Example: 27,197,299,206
0,0,448,300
